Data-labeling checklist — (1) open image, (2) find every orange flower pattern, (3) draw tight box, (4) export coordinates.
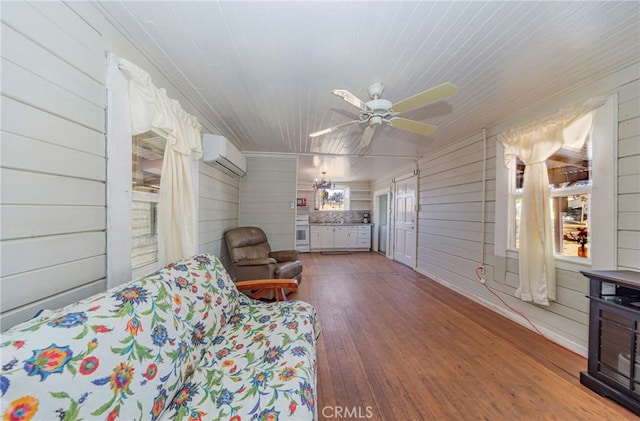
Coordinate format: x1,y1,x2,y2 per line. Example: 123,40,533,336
3,396,39,421
0,254,320,420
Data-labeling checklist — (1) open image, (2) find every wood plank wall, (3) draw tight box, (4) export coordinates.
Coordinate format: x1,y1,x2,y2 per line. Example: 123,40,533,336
239,155,297,251
0,1,241,331
0,1,108,330
199,163,240,268
373,66,640,353
618,79,640,270
416,130,593,348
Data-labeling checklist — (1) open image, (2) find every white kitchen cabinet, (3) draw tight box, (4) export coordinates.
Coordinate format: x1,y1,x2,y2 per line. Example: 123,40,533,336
347,226,358,248
357,225,371,249
357,225,370,237
310,224,371,251
319,226,334,248
334,226,349,248
310,226,321,249
311,225,334,249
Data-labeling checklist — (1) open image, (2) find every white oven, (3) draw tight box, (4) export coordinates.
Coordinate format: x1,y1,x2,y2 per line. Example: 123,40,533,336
295,215,310,252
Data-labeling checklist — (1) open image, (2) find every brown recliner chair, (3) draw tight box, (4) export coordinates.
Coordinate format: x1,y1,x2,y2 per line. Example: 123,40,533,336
224,226,303,285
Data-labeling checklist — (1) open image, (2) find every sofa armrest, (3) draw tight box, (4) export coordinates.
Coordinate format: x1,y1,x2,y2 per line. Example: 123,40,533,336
236,257,277,266
269,250,299,262
236,278,299,301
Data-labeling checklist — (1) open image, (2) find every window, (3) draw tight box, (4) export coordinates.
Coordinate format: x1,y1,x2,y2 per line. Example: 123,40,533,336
496,94,616,268
131,131,166,276
107,53,201,288
510,137,591,258
315,187,350,210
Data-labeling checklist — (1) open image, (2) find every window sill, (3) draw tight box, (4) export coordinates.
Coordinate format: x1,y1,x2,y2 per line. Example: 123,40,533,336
554,254,591,271
505,249,592,271
554,254,591,265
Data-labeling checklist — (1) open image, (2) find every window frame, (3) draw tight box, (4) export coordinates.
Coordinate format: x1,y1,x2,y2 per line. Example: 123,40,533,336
130,130,165,278
131,191,160,280
507,162,593,264
315,186,350,211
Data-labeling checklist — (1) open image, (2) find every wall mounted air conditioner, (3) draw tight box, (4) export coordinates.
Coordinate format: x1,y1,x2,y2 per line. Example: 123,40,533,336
202,134,246,177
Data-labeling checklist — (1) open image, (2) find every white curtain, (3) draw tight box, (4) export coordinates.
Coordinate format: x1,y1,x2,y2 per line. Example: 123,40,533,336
118,58,203,265
498,97,605,306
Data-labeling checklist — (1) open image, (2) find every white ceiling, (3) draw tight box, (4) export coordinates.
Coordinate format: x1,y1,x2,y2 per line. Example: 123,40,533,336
97,1,640,183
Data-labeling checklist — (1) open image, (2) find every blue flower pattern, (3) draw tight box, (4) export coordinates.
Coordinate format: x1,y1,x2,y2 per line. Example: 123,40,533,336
0,254,320,420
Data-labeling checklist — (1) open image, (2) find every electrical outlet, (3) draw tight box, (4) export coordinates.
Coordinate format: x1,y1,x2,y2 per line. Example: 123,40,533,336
477,266,487,284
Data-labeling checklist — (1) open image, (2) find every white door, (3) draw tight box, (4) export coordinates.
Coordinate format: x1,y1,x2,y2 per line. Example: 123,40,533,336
394,175,417,267
373,189,390,256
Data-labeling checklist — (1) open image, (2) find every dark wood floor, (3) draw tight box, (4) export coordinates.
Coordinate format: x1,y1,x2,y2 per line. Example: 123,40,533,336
290,252,636,421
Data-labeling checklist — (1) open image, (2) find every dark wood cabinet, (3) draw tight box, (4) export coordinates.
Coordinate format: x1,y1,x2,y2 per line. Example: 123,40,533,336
581,270,640,415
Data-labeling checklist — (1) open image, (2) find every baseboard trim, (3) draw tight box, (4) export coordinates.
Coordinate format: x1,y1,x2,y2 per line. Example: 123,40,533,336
415,267,587,357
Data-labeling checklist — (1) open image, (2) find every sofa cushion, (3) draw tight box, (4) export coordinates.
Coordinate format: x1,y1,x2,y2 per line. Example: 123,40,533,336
0,254,319,421
0,273,199,421
159,295,321,420
159,254,240,335
0,254,240,421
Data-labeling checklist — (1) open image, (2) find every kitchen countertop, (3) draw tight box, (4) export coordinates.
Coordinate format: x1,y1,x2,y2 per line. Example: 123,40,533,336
310,223,373,226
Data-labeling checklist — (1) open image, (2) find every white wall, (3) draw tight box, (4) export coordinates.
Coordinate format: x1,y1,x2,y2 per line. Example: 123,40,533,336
371,163,416,195
239,155,297,251
0,1,239,331
617,79,640,270
199,163,240,268
373,63,640,354
1,2,108,330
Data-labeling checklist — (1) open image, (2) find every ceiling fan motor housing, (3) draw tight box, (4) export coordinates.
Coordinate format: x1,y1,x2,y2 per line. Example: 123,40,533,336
365,98,393,123
367,82,384,99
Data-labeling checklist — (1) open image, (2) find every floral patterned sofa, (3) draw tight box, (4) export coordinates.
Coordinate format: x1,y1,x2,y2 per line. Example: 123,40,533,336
0,254,320,421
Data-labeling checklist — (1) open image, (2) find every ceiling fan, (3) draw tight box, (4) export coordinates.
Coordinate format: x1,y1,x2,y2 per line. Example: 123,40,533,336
309,82,457,148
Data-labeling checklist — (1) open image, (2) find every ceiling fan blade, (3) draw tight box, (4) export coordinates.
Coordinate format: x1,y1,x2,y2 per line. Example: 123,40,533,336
392,82,457,114
309,120,359,138
331,89,369,110
359,126,376,148
388,117,438,136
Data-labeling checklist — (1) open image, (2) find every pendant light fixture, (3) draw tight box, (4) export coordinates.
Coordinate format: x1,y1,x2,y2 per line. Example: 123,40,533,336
312,171,335,190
